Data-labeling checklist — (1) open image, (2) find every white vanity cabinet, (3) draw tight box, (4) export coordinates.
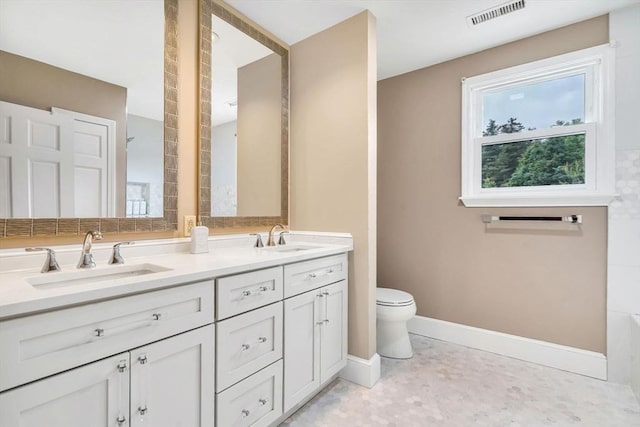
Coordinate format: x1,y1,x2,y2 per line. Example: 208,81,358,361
0,281,215,427
283,255,348,413
0,325,214,427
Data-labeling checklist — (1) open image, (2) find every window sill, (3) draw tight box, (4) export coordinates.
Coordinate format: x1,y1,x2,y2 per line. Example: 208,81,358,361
459,193,617,207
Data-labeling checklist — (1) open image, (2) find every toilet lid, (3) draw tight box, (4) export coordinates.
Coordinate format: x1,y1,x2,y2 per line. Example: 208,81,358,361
376,288,414,306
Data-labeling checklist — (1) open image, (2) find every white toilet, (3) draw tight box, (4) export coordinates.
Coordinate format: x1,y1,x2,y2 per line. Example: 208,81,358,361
376,287,417,359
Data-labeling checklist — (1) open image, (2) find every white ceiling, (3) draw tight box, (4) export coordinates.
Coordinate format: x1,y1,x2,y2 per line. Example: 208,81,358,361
227,0,640,80
0,0,164,121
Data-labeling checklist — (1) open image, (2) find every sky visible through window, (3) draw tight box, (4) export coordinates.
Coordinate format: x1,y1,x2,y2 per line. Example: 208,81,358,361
482,74,585,132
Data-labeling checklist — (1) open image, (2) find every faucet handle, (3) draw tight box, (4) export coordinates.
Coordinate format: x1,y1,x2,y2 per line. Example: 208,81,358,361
25,247,62,273
108,242,134,265
278,231,289,245
250,233,264,248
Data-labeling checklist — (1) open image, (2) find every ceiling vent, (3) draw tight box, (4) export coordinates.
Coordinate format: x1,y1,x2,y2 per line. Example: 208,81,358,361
467,0,526,26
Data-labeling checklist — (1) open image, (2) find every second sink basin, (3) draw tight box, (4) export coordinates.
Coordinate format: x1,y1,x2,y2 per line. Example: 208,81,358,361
263,245,318,253
27,263,171,290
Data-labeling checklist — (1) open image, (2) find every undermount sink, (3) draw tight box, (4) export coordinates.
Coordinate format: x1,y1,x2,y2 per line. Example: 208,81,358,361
263,245,319,253
26,263,171,290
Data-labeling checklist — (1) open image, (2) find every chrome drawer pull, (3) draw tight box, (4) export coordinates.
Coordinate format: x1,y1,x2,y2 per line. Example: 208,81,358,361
117,360,127,373
258,336,267,343
116,415,127,426
138,406,148,415
152,313,162,320
138,355,148,365
259,398,267,406
241,343,251,351
95,328,105,337
242,290,252,297
241,409,250,417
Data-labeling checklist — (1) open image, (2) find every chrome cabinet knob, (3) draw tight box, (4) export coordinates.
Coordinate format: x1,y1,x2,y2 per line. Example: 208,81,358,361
117,360,127,373
152,313,162,321
258,336,267,343
241,409,250,417
323,291,330,296
308,273,317,279
241,343,250,351
258,285,269,292
138,355,148,364
259,398,267,406
95,328,105,337
242,290,252,297
116,415,126,426
138,405,148,415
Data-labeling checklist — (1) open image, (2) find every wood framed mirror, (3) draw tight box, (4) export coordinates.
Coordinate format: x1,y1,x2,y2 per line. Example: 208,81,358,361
0,0,178,239
198,0,288,229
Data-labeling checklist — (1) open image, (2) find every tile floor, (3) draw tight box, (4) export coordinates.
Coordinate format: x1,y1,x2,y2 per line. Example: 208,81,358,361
281,334,640,427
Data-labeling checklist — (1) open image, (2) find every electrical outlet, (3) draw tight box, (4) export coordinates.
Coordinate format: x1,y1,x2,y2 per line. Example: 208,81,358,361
183,215,196,236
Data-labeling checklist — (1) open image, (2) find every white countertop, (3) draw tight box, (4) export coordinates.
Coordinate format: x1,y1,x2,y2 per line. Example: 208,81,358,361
0,232,352,319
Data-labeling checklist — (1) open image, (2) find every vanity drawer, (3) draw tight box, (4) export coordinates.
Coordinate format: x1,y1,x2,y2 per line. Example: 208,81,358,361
216,301,282,392
284,253,348,298
216,360,283,427
216,266,283,320
0,281,214,392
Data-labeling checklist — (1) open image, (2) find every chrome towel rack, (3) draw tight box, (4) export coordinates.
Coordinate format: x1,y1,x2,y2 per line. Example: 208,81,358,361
481,214,582,224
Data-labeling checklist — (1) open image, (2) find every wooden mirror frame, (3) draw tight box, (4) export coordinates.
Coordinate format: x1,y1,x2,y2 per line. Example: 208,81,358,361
0,0,179,239
197,0,289,229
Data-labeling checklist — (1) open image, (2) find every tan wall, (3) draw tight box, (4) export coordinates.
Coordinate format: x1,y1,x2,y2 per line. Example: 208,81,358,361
237,53,281,216
291,11,377,359
0,50,128,214
377,15,609,353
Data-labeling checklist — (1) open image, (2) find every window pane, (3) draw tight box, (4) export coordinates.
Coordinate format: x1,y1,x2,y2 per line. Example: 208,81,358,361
482,74,585,136
481,133,585,188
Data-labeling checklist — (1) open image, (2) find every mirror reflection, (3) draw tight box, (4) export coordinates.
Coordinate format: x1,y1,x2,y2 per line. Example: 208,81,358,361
0,0,164,218
211,14,282,217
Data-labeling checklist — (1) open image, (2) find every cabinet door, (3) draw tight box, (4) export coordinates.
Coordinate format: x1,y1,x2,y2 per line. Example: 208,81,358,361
130,324,215,427
320,280,348,383
283,289,321,413
0,352,130,427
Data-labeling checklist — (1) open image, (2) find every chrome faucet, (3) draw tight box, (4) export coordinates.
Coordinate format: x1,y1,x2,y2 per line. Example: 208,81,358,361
267,224,286,246
78,230,103,269
25,247,61,273
108,241,134,265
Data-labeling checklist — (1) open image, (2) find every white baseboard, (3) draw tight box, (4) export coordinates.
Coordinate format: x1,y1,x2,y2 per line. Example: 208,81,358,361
339,353,381,388
408,315,607,380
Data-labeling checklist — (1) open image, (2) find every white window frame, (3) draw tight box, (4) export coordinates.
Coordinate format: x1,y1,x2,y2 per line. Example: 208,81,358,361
460,44,615,207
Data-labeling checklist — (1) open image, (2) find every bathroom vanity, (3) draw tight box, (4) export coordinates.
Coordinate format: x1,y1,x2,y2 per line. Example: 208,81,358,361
0,233,352,427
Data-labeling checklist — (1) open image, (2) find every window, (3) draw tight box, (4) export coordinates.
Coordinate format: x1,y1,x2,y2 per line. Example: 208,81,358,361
460,44,615,207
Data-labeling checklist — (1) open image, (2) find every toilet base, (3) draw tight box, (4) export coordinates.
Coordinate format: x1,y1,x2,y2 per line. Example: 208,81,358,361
376,319,413,359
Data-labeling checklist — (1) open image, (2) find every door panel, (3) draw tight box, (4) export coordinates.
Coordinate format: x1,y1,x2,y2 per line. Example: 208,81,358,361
0,352,130,427
283,290,321,412
130,324,214,427
320,280,348,383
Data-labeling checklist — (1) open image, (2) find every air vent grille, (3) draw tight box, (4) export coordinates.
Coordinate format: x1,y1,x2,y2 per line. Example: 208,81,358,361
467,0,526,26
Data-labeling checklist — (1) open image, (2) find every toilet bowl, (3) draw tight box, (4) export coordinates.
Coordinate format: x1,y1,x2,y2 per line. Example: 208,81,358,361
376,287,416,359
